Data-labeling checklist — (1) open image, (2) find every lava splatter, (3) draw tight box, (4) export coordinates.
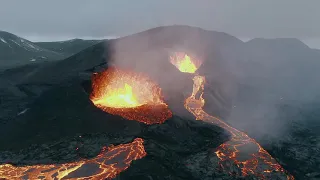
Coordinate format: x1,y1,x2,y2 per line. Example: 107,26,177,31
90,67,172,124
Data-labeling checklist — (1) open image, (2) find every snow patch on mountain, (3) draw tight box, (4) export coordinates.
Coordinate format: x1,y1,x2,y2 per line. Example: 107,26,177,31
17,108,29,116
7,38,43,52
0,38,7,44
10,39,22,47
24,41,41,51
0,31,45,52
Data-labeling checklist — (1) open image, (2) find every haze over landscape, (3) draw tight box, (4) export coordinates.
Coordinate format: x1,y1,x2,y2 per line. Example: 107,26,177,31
0,1,319,180
1,1,320,48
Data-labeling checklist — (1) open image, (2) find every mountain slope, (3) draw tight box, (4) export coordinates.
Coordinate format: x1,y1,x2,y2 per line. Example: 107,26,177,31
238,37,320,102
0,31,101,69
0,31,64,68
34,39,101,56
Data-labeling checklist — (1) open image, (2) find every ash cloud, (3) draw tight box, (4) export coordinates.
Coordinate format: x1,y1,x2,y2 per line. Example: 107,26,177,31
105,25,237,120
2,1,320,48
224,38,320,141
108,26,209,93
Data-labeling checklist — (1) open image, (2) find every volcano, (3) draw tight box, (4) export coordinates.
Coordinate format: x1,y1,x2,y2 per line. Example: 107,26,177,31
1,25,316,179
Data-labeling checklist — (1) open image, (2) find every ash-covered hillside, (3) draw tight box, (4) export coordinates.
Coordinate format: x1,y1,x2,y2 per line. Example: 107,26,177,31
34,39,101,56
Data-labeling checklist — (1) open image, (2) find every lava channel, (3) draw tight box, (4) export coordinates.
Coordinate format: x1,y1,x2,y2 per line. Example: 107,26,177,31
90,67,172,125
170,52,294,179
0,138,146,180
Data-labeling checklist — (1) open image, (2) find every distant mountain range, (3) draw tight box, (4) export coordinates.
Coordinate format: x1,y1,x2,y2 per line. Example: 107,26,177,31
34,39,102,55
0,31,101,69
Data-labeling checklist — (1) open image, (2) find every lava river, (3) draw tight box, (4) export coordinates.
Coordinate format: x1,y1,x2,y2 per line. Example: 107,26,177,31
171,52,294,179
0,138,146,180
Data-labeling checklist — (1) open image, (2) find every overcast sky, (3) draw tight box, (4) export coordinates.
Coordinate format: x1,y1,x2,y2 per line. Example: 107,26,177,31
1,0,320,48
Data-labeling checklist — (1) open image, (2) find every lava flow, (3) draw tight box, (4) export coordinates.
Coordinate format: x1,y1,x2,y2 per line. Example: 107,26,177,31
0,138,146,180
170,53,294,179
90,67,172,124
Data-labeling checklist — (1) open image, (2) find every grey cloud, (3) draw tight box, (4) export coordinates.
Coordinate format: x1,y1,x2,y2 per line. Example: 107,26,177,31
1,0,319,41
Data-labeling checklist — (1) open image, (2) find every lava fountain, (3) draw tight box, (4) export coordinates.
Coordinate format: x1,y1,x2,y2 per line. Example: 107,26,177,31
170,52,294,179
170,52,202,73
90,67,172,125
0,138,146,180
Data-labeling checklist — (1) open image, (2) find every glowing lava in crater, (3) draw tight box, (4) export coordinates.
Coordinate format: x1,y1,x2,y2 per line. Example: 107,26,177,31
170,52,202,73
0,138,146,180
170,52,294,179
90,67,172,124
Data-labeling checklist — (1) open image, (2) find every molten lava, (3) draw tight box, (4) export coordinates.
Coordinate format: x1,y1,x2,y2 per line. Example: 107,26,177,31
90,68,172,124
94,83,141,108
171,53,294,179
0,138,146,180
170,52,202,73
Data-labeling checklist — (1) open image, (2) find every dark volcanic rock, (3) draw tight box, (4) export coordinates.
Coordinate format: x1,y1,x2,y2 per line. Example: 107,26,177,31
0,115,230,179
0,77,142,151
119,117,230,180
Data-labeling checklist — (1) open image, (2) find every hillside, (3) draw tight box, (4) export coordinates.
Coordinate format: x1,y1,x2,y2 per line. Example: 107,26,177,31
34,39,101,55
0,31,101,69
0,31,64,68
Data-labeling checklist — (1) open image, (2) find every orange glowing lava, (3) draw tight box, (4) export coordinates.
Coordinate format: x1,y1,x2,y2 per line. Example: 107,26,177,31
0,138,146,180
90,68,172,124
170,52,202,73
185,76,294,179
171,53,294,179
